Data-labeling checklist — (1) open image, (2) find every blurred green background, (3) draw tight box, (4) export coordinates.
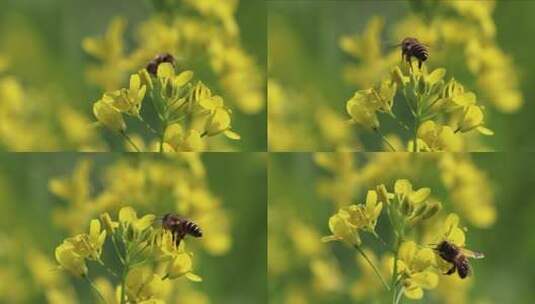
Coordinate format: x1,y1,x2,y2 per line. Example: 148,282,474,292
268,0,535,151
269,152,535,303
0,153,267,303
0,0,266,151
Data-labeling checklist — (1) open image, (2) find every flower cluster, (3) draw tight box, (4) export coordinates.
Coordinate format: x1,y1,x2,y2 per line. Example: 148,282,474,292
342,1,523,114
268,78,357,151
346,62,493,151
83,1,264,117
268,204,344,302
0,57,104,151
323,179,480,301
49,155,232,256
92,62,240,152
54,206,201,303
309,152,497,302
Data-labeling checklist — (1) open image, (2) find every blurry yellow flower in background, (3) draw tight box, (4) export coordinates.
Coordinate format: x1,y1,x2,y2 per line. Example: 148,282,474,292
340,16,399,88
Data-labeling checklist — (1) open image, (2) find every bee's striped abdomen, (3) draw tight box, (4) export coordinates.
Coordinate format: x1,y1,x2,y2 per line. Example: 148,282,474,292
182,220,203,238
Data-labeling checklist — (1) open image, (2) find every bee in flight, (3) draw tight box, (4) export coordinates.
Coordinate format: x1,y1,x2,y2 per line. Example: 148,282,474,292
399,37,429,69
434,240,484,279
161,213,203,247
146,53,176,76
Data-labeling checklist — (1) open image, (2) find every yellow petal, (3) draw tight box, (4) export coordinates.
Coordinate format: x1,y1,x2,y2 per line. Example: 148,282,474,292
55,243,87,277
458,105,484,132
89,219,101,239
185,272,203,282
394,179,412,195
409,188,431,204
477,126,494,136
205,108,231,136
365,190,377,209
93,100,126,132
399,241,417,264
224,130,241,140
157,62,175,79
410,271,439,289
129,74,141,90
119,206,137,225
134,214,156,231
426,68,446,86
174,71,194,87
404,285,424,299
163,123,184,148
180,130,203,151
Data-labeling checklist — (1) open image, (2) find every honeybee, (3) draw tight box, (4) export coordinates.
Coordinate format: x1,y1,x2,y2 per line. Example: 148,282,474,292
400,37,429,69
434,240,484,279
146,53,176,75
162,213,203,247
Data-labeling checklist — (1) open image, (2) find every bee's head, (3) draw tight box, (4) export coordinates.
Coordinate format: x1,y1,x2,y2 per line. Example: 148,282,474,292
401,37,418,48
160,213,178,229
157,53,175,64
434,240,458,256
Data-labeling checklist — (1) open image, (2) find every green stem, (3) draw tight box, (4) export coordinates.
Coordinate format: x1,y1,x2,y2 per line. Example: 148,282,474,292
371,231,388,247
85,275,108,304
375,129,396,152
120,131,141,152
137,115,159,136
394,286,405,304
97,258,119,278
159,107,168,153
120,246,130,304
391,233,402,302
388,112,410,131
413,117,420,152
159,127,165,152
120,267,128,304
354,245,390,291
111,234,125,265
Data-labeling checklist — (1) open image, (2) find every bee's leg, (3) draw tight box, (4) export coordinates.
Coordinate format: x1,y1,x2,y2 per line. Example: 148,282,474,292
418,60,423,70
174,232,185,248
407,55,413,72
445,265,456,275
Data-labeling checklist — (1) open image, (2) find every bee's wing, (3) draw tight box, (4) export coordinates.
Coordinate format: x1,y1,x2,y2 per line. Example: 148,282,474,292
460,247,485,259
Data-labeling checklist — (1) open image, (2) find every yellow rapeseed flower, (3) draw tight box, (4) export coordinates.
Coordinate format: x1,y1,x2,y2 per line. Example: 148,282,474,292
390,241,439,299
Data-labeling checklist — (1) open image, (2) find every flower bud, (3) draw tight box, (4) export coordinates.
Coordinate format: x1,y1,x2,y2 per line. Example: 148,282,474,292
376,184,391,206
421,201,442,220
391,66,409,86
400,196,412,216
100,212,118,235
138,69,153,91
93,100,126,132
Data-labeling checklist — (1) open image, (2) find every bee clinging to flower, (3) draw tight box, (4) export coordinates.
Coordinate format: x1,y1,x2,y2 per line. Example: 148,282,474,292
161,213,203,247
400,37,429,69
146,53,176,75
434,240,484,279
